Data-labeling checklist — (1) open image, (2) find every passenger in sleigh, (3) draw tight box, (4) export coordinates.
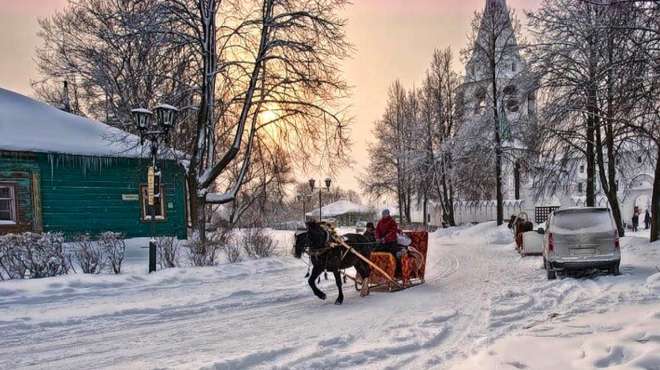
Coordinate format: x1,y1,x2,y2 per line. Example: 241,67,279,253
374,209,407,276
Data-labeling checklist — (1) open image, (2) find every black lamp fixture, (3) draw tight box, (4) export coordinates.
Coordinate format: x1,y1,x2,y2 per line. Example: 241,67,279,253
131,102,179,274
309,177,332,221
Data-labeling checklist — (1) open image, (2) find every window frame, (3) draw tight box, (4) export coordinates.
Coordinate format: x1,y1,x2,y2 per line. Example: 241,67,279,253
140,184,167,222
0,182,18,224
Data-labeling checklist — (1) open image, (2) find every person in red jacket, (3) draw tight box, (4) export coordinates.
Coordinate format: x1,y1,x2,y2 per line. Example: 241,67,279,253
375,209,404,276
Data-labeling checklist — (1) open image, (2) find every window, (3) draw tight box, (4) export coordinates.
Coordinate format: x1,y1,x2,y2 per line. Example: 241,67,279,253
579,165,585,174
504,85,519,112
578,183,583,193
0,184,17,224
474,88,486,115
141,185,166,221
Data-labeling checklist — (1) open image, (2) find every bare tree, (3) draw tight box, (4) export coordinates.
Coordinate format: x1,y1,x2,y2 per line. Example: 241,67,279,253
419,48,461,226
35,0,352,241
361,81,416,223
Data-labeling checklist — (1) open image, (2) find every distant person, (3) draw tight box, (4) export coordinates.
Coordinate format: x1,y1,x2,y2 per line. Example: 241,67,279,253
632,210,640,232
645,210,651,230
363,222,376,242
507,215,517,230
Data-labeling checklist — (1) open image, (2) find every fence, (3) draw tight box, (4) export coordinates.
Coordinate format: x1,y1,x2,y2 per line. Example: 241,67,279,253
452,200,526,225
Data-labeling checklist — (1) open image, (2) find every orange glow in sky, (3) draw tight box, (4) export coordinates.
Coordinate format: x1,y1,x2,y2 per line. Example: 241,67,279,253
0,0,541,191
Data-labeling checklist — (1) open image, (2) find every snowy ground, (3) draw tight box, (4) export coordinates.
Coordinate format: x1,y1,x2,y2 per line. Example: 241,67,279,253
0,223,659,369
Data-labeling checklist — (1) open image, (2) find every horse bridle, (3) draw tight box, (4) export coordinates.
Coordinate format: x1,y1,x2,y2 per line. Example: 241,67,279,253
298,228,334,257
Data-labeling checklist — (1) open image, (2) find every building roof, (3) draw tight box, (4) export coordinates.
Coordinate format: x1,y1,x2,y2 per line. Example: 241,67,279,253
306,200,373,218
0,87,144,158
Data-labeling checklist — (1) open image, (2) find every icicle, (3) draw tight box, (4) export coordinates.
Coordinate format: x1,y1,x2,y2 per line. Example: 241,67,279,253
317,277,321,284
324,271,328,280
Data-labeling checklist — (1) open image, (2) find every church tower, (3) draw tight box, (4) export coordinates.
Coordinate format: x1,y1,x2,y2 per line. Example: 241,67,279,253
459,0,537,201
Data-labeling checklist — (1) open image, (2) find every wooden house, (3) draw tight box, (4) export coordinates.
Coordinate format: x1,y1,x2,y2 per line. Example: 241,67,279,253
0,88,187,239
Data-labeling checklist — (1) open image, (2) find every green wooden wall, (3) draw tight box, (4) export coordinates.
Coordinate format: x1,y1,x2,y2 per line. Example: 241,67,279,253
0,151,187,239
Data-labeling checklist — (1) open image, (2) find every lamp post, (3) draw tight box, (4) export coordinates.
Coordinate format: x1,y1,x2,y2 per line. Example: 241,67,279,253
131,104,179,273
308,177,331,221
297,192,311,224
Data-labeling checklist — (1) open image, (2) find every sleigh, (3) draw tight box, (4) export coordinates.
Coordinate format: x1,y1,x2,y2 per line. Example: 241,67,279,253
342,231,429,292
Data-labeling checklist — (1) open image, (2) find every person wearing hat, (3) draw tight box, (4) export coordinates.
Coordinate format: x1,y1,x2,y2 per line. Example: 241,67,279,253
363,222,376,242
375,209,404,276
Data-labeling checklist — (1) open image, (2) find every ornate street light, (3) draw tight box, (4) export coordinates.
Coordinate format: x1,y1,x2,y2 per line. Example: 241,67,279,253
131,103,179,273
309,177,332,221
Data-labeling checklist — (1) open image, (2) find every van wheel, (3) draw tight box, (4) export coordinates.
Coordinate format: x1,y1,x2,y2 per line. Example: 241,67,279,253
545,259,556,280
609,263,620,276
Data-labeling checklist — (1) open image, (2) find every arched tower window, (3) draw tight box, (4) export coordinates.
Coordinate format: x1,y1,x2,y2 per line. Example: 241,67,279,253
504,85,519,112
474,88,486,115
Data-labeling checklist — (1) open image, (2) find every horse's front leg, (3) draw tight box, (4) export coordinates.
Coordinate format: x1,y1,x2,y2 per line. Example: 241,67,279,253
356,262,370,297
308,265,326,301
333,270,343,305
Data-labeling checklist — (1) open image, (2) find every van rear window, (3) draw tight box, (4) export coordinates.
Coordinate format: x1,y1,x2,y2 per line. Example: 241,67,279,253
552,210,613,232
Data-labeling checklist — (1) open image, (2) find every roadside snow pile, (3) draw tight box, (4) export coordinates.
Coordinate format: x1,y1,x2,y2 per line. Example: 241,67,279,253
647,272,660,293
434,221,513,246
451,302,660,370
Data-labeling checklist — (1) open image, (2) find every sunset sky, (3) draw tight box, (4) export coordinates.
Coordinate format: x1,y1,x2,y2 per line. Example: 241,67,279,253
0,0,541,192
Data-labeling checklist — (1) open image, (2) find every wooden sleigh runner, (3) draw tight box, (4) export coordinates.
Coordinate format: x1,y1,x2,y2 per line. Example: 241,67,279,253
337,231,429,293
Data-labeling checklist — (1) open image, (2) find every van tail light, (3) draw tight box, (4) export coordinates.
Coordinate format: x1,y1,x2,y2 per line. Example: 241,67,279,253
548,233,554,252
614,230,620,249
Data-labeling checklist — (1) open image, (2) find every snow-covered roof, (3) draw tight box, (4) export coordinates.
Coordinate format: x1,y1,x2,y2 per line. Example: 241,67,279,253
0,87,143,158
306,200,373,218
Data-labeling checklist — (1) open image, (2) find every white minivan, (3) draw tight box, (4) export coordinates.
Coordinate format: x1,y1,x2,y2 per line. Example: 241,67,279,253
543,207,621,280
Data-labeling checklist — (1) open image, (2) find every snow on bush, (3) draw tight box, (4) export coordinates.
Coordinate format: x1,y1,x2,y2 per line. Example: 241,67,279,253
0,232,71,279
98,232,126,274
185,228,232,266
223,243,242,264
73,234,106,274
155,237,180,269
240,228,276,258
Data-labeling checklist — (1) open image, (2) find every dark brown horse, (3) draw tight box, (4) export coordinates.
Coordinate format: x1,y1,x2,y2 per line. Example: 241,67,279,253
293,221,373,305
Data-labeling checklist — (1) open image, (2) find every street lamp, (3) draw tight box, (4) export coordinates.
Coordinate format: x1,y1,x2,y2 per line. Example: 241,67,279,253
131,103,179,273
296,192,311,224
309,177,332,221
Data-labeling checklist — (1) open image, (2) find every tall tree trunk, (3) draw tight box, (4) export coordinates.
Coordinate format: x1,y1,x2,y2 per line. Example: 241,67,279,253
491,61,504,226
595,116,625,236
423,193,428,228
514,160,521,200
586,108,596,207
651,144,660,242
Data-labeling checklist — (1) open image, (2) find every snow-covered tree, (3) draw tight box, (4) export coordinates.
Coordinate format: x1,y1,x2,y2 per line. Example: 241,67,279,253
35,0,352,240
461,0,527,225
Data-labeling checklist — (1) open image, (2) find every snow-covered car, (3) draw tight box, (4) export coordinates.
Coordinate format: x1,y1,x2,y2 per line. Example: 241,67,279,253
543,207,620,280
355,221,367,233
520,229,544,256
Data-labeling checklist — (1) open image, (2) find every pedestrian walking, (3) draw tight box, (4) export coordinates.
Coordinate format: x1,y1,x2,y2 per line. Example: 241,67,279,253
632,210,640,232
644,210,651,230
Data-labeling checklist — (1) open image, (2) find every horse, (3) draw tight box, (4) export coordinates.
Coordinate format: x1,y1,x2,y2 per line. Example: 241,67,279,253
293,221,374,305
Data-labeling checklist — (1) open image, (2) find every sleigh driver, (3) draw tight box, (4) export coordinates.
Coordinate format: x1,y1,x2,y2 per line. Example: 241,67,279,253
374,209,410,277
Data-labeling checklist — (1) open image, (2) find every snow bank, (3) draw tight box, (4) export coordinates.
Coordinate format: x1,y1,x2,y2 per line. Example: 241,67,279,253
1,223,658,369
451,303,660,370
0,87,143,158
434,221,513,246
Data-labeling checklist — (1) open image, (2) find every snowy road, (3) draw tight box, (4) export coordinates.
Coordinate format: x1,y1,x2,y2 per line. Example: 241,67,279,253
1,223,659,369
